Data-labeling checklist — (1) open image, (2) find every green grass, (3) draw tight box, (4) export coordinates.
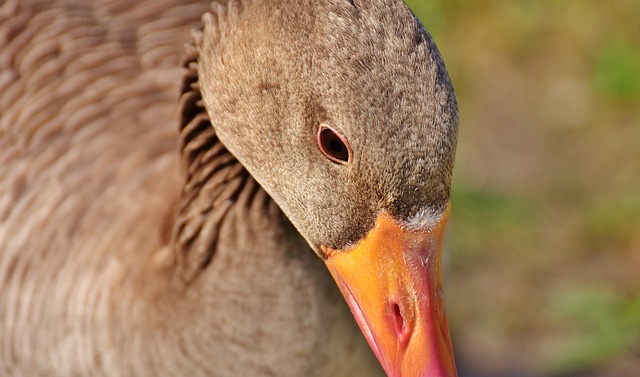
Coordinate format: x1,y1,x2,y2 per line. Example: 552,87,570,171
548,287,640,374
594,37,640,102
450,187,538,262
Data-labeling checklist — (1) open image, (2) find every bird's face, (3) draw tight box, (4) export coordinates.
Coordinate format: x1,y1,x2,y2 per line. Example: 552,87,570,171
198,1,458,376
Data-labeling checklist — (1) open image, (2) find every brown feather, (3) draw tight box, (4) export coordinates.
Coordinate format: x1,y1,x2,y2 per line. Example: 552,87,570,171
1,0,382,376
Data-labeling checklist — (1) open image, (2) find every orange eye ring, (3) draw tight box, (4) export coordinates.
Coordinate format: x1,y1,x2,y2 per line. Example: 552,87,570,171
317,125,352,164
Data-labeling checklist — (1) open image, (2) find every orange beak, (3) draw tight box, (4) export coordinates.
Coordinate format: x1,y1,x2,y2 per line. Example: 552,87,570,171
323,205,457,377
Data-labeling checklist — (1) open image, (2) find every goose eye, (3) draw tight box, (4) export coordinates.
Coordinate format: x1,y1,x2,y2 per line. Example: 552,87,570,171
317,126,352,164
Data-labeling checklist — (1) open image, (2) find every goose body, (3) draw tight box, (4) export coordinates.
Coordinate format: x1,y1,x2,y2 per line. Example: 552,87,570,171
0,1,458,376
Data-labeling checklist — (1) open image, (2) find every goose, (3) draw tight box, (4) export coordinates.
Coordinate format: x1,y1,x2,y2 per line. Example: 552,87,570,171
0,0,459,376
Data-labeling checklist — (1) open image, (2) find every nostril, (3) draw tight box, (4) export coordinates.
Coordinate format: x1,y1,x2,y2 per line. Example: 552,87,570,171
391,302,407,339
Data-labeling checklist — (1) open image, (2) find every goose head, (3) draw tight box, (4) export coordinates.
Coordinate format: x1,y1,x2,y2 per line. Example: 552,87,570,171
197,1,458,376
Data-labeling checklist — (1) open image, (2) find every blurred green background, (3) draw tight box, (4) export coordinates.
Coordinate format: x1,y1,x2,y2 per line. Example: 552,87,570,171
403,1,640,376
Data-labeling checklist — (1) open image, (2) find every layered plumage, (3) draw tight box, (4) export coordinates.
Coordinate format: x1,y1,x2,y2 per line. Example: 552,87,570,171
0,1,457,376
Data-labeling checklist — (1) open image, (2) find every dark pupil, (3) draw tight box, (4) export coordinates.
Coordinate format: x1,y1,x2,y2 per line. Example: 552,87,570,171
329,140,344,154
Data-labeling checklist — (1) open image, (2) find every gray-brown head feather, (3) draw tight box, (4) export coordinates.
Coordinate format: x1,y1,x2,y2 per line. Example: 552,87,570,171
198,0,458,251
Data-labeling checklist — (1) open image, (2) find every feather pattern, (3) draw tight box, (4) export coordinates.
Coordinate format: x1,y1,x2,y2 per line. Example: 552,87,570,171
0,1,382,376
